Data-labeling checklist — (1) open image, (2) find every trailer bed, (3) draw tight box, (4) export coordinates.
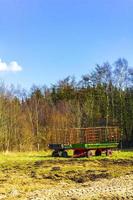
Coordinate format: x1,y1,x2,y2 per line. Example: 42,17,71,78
64,142,119,149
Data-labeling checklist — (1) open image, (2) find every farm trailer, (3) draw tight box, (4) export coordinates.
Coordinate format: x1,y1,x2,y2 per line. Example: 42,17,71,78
48,127,120,158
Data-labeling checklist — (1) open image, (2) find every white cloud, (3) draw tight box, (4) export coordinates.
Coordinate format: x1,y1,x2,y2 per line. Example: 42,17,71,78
0,59,22,72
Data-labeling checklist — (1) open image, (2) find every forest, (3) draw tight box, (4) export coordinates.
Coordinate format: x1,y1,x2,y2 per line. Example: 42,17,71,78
0,58,133,151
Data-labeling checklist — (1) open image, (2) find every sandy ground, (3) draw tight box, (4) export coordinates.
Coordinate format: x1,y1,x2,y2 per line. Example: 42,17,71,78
27,174,133,200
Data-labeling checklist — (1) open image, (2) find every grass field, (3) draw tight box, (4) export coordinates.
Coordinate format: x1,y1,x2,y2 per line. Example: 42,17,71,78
0,150,133,200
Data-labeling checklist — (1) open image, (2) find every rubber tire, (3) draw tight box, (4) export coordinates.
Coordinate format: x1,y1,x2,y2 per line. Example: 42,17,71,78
61,151,68,158
106,149,112,156
87,150,92,157
52,150,59,157
74,150,82,156
95,149,102,156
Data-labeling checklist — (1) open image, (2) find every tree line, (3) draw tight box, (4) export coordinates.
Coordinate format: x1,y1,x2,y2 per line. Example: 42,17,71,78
0,58,133,151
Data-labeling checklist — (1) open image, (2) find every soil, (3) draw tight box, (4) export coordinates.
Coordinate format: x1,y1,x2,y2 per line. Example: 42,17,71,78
1,154,133,200
27,174,133,200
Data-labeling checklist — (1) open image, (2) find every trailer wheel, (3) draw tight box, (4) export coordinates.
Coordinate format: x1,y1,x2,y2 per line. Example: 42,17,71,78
52,150,59,157
87,150,92,157
95,149,102,156
61,151,68,158
73,149,86,157
106,149,112,156
74,149,82,156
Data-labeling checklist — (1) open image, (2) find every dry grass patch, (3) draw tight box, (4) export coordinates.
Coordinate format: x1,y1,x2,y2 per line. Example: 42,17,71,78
0,150,132,199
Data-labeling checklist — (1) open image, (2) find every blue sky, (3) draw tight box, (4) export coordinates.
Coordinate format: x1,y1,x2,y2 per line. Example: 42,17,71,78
0,0,133,89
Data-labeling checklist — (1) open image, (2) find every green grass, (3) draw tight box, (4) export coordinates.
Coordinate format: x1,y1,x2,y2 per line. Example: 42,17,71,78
0,150,133,199
0,150,133,162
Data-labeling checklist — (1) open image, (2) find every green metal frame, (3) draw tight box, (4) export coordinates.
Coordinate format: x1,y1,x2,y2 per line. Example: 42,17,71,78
64,142,119,150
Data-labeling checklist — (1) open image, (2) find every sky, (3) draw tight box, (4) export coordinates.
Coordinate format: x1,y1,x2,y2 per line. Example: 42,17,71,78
0,0,133,89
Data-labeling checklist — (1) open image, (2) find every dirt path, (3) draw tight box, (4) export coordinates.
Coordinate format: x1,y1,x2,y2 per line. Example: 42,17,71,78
27,174,133,200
